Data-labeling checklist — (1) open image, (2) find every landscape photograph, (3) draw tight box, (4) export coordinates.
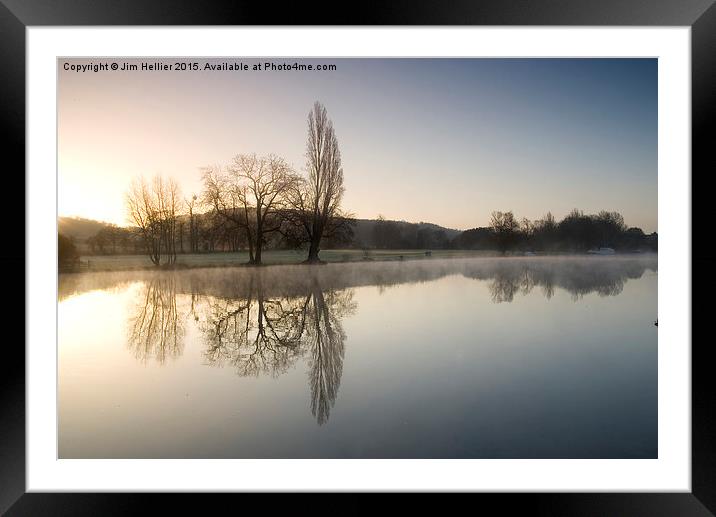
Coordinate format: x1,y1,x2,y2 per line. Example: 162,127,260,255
58,57,657,458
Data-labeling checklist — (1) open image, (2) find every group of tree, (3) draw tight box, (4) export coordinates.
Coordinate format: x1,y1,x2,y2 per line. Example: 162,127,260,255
365,216,454,250
455,209,657,253
348,210,655,253
124,101,351,266
126,175,182,266
58,233,78,266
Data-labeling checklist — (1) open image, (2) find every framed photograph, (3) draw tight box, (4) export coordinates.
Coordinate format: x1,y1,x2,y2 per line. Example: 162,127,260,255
4,0,712,513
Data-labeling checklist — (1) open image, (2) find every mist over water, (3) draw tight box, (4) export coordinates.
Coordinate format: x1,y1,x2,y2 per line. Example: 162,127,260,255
59,256,657,458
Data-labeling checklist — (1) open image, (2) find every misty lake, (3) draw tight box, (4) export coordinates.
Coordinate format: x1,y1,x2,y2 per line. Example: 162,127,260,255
58,256,657,458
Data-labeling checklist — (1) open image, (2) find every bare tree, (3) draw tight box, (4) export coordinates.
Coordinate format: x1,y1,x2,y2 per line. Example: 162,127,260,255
185,194,199,253
126,175,181,266
127,177,157,264
157,176,180,265
490,210,519,254
285,102,353,263
202,155,298,264
228,154,298,264
201,164,250,254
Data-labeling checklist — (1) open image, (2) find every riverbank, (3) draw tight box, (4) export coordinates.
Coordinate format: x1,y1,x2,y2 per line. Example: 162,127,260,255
58,248,655,274
60,249,494,273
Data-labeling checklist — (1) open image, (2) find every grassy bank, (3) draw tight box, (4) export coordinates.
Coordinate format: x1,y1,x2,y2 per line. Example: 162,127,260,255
64,249,498,272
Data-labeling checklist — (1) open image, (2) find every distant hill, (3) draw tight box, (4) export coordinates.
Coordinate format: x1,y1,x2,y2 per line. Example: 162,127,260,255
59,215,460,244
350,218,461,249
58,216,115,241
58,214,465,256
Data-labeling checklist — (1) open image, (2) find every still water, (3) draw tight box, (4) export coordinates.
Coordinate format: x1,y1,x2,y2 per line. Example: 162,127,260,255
59,256,657,458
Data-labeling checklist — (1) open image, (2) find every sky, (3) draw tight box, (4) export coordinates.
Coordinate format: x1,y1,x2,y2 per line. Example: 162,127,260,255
58,58,657,232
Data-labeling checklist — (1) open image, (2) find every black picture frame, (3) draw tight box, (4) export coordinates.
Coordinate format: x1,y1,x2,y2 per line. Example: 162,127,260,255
3,0,713,514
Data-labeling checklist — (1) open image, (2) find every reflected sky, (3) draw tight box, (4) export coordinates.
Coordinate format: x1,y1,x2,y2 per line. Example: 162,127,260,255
59,257,657,458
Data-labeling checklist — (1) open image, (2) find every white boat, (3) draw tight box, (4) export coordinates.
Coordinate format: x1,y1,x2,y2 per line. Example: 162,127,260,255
587,247,615,255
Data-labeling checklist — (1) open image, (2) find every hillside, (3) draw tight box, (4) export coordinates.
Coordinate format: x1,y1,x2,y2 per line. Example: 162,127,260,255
58,216,116,241
59,215,461,247
351,218,460,247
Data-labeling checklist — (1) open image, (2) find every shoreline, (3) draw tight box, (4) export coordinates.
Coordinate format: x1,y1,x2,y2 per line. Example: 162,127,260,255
58,249,657,275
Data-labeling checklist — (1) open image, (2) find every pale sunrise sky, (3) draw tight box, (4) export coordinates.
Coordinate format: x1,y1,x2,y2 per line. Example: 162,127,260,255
58,58,657,232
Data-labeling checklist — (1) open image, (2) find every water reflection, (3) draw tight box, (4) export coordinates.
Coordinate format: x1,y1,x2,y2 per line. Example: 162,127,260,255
127,276,184,364
59,256,657,304
200,276,305,377
457,259,649,302
60,256,656,426
195,274,355,424
306,287,354,424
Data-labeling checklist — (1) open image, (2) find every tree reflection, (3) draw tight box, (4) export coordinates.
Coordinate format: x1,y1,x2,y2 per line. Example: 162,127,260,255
199,274,355,424
487,267,536,303
127,276,184,363
200,276,307,377
459,259,642,303
305,284,353,424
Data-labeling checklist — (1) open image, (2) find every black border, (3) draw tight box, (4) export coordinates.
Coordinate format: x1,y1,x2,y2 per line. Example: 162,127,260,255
3,0,714,514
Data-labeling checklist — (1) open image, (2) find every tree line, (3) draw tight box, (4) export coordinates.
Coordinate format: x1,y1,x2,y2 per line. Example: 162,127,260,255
64,206,656,265
60,207,656,267
357,209,656,253
455,209,657,253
